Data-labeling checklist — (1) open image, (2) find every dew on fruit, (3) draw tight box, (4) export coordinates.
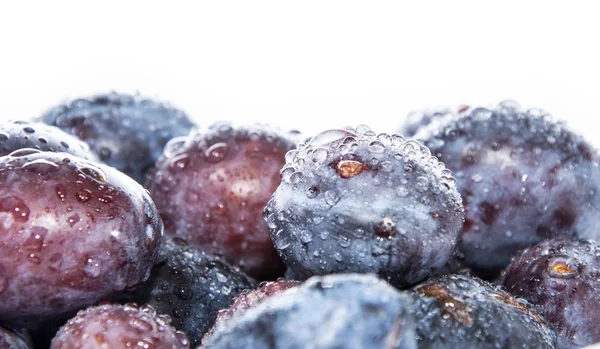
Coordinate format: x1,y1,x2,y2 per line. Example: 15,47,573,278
129,317,154,332
205,142,229,163
311,148,329,163
8,148,43,157
21,159,60,173
308,129,357,148
324,190,340,205
76,189,93,203
0,196,30,223
82,257,101,279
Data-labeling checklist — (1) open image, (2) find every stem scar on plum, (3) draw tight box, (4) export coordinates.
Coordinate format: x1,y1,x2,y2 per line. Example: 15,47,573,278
374,217,398,238
547,260,578,278
330,159,369,179
416,283,473,326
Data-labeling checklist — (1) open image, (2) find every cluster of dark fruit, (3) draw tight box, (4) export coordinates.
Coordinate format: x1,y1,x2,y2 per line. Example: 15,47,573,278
1,94,600,349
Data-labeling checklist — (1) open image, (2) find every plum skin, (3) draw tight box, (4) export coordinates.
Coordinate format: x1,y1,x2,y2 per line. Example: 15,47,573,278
0,150,162,322
419,103,600,274
501,238,600,348
264,127,464,288
120,238,257,347
49,303,189,349
147,123,296,279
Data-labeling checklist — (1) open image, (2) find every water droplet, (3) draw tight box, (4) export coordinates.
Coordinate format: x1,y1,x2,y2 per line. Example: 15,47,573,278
215,272,228,283
280,166,295,183
176,331,190,345
368,140,386,153
311,148,329,163
324,190,340,206
27,253,41,264
289,171,303,184
8,148,42,157
23,127,35,134
54,185,67,203
67,214,80,227
471,107,493,120
285,149,299,163
309,129,357,148
342,136,358,146
339,235,352,248
497,100,523,113
213,201,228,216
379,161,393,172
76,189,93,203
21,159,60,173
356,124,372,134
83,257,101,278
98,195,113,204
415,176,429,193
80,166,106,183
163,137,188,159
205,142,229,163
173,284,194,300
396,186,409,197
38,137,48,144
60,141,70,149
306,186,319,198
320,231,330,240
471,174,483,183
0,196,30,222
0,133,7,141
300,231,313,243
129,317,154,332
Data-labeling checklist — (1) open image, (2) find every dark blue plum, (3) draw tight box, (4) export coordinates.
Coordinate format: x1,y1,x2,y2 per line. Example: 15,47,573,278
264,125,464,288
121,238,256,347
419,101,600,275
40,92,195,183
203,274,417,349
411,274,557,348
0,120,96,160
501,238,600,348
203,278,301,343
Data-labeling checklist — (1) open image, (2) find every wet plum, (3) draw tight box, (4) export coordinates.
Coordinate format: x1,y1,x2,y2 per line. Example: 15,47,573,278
411,274,557,348
419,101,600,274
203,277,300,343
0,150,162,322
49,303,189,349
264,125,464,288
146,122,296,279
203,274,417,349
501,238,600,348
40,92,195,183
121,238,256,347
0,120,96,160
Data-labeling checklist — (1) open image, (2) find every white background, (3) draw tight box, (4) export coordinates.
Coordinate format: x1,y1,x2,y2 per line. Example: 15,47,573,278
0,1,599,142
